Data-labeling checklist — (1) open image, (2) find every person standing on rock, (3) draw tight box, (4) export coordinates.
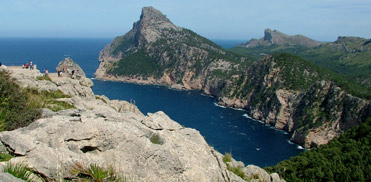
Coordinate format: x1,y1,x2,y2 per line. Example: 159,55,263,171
29,61,33,70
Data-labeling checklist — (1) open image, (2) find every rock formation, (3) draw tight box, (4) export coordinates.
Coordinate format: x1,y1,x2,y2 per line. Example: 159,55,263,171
56,57,86,78
241,29,322,48
0,63,284,181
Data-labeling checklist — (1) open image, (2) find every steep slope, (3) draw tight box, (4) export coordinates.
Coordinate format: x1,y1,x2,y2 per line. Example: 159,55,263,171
215,53,370,148
95,7,370,148
230,31,371,90
95,6,248,91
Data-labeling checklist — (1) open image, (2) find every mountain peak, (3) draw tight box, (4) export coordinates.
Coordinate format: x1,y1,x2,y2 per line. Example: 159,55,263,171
140,6,171,24
263,29,287,42
243,28,321,48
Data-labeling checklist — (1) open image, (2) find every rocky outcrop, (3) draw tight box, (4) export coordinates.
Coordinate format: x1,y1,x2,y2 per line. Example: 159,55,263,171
241,29,322,48
1,64,282,181
56,57,86,78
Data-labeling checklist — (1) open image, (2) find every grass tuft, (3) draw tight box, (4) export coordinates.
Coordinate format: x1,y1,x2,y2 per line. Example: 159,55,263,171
69,162,132,182
3,162,44,182
37,75,52,82
0,153,13,162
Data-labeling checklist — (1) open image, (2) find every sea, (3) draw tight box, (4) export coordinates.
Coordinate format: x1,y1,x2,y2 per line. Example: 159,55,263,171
0,38,302,167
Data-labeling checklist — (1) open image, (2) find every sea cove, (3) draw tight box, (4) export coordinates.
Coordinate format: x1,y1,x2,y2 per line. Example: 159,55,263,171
0,38,301,167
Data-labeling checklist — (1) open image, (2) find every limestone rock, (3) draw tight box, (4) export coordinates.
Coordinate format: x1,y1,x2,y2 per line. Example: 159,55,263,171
0,173,25,182
1,66,278,182
56,57,86,78
243,165,271,182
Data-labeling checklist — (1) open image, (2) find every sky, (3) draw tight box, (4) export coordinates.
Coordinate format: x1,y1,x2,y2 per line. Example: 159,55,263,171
1,0,371,41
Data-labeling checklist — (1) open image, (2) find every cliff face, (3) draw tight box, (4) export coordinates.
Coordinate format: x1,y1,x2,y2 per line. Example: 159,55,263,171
214,54,370,148
95,6,370,148
0,65,285,182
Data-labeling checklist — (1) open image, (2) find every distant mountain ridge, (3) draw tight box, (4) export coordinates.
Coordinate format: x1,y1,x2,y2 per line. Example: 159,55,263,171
241,29,322,48
95,7,370,148
231,30,371,91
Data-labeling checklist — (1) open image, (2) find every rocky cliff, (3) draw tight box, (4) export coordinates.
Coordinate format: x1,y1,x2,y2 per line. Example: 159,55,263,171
215,54,370,148
95,6,248,91
0,64,284,181
94,6,370,149
241,29,322,48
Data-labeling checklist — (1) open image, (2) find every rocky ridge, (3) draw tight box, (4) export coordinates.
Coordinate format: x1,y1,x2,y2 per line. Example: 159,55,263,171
241,29,322,48
0,63,284,181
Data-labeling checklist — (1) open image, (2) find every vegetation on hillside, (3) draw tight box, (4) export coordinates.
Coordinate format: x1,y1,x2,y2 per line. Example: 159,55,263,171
107,28,251,81
273,53,370,99
265,117,371,182
229,38,371,91
0,70,74,131
107,49,164,78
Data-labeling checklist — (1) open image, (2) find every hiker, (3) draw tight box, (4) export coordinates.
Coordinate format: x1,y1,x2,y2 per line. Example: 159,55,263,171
71,70,75,79
44,69,49,76
29,61,33,70
25,63,29,69
0,61,2,67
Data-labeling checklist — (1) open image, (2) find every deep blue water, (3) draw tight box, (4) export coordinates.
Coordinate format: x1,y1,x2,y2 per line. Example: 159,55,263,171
0,38,302,167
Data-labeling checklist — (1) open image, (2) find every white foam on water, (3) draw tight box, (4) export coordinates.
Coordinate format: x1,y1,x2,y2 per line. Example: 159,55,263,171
231,107,245,111
201,93,213,97
297,145,304,150
287,140,305,150
213,102,226,108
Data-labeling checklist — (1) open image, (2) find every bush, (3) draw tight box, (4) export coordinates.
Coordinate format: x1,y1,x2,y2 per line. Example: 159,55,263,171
0,70,74,131
223,153,232,163
150,134,163,145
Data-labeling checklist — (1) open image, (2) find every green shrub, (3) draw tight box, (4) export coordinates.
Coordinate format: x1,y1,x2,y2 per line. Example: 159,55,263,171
223,153,232,163
0,70,74,131
150,134,163,145
0,71,42,131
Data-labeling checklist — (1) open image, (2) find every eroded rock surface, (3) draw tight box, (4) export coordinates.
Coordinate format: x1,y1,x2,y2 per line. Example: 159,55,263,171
0,65,283,181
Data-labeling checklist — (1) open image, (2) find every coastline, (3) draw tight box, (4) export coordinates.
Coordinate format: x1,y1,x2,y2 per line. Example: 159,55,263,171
94,75,307,150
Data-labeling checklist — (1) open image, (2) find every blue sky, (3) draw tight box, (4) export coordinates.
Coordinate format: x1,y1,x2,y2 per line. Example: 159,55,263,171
1,0,370,41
